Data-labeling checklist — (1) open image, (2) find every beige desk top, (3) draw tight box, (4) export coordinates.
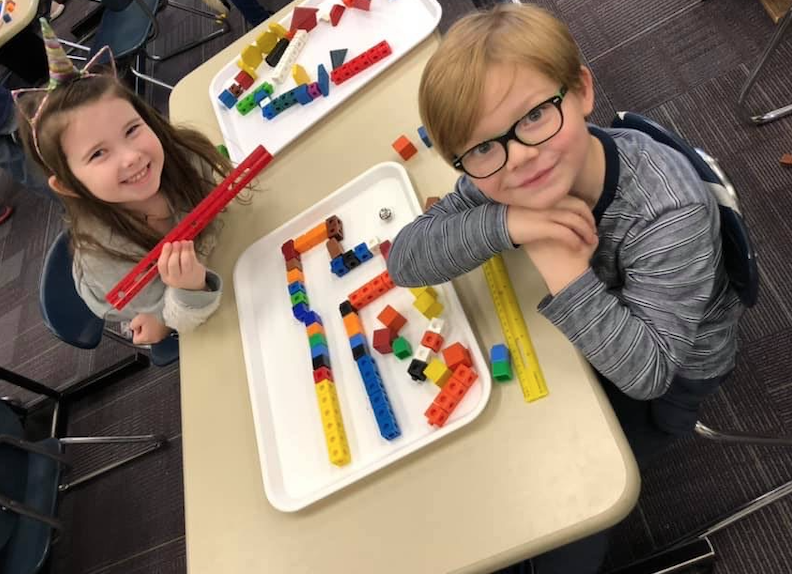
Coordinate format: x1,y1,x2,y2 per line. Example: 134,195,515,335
170,10,640,574
0,0,37,49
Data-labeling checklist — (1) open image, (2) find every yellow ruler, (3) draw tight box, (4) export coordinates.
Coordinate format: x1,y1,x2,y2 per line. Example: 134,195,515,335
482,254,548,402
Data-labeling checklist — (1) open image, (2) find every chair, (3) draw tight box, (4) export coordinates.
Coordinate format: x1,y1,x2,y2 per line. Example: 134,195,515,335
64,0,231,92
608,112,792,573
40,230,181,371
0,374,166,574
737,4,792,125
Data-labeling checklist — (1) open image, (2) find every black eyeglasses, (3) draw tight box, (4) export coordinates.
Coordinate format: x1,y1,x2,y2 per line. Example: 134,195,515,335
453,86,568,179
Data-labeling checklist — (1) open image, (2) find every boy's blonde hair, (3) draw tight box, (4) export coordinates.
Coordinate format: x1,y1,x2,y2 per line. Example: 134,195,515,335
419,4,583,164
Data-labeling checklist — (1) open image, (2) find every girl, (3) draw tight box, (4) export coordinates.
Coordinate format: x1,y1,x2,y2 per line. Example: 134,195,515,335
14,19,237,345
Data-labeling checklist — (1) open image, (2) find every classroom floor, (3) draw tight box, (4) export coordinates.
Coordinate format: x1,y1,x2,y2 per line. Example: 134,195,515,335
1,0,792,572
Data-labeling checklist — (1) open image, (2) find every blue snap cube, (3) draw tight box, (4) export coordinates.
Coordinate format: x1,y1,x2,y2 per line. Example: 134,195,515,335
353,243,373,262
317,64,330,97
330,255,349,277
218,89,237,109
490,344,510,364
287,281,306,296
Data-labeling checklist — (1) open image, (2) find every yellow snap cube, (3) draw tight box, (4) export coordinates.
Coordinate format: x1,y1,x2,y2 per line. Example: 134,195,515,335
424,358,452,387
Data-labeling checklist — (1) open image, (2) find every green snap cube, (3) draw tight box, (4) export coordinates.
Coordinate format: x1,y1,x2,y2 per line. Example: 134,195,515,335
492,360,513,382
392,336,412,359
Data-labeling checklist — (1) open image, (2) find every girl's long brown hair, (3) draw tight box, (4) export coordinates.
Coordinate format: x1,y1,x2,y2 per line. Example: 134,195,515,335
16,75,234,262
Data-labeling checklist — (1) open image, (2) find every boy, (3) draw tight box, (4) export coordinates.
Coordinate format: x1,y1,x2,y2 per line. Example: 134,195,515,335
387,6,743,572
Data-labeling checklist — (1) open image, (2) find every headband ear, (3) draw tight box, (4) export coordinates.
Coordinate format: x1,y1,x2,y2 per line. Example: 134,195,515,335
10,87,50,125
82,45,118,79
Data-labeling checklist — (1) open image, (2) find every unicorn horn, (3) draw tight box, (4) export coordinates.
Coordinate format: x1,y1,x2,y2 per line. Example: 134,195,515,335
40,17,81,89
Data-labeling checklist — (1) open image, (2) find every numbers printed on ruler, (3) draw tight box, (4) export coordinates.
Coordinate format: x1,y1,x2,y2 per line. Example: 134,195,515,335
483,254,548,402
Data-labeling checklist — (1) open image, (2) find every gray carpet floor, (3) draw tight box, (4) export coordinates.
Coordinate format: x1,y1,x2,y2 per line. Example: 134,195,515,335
1,0,792,572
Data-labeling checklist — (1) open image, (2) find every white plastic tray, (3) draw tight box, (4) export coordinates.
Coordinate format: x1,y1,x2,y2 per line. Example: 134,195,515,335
234,162,491,512
209,0,442,163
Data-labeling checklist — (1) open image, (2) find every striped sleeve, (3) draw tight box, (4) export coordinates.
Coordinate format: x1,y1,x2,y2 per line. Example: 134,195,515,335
538,204,715,400
387,176,514,286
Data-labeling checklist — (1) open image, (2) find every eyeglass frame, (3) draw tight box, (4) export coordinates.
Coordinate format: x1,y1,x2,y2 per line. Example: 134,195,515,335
452,85,569,179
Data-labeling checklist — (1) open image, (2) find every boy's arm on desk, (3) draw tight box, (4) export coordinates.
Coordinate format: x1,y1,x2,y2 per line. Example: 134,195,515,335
387,175,513,287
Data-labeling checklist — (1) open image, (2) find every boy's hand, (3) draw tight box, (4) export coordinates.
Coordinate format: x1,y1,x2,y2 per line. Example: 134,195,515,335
506,196,598,250
523,236,599,295
157,240,207,291
129,313,172,345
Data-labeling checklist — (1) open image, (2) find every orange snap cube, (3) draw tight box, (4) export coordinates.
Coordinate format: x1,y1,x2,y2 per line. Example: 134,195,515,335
342,312,363,337
392,135,418,161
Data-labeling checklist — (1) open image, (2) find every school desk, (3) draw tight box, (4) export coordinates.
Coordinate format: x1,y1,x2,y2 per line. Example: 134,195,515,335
0,0,37,48
169,6,640,573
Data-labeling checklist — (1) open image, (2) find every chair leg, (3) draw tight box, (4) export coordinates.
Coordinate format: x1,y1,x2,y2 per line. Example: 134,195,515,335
58,434,167,492
695,422,792,447
737,4,792,125
145,0,231,62
131,65,175,91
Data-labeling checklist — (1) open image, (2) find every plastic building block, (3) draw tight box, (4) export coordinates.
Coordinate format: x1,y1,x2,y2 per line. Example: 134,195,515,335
317,64,330,96
392,336,412,359
218,89,237,109
314,381,351,466
421,331,444,353
380,240,392,260
331,40,392,85
302,310,322,326
292,63,310,85
452,364,478,389
292,302,309,321
228,83,243,98
254,89,270,105
272,30,308,84
353,242,373,262
492,361,513,382
311,343,329,360
313,366,333,383
236,82,273,115
427,318,445,336
339,300,357,316
309,333,327,349
290,291,309,307
326,215,344,240
281,239,299,260
216,144,229,158
414,346,431,363
433,388,459,412
239,45,263,69
286,269,305,283
312,353,331,370
265,37,289,67
367,236,381,254
408,358,428,382
443,342,473,371
424,358,452,387
293,84,312,105
343,0,370,10
425,403,450,427
343,312,363,337
290,6,318,32
262,103,277,120
490,344,509,364
255,30,278,54
329,4,345,26
330,48,347,69
418,125,433,148
235,70,255,90
413,291,444,319
269,21,288,38
348,271,395,310
349,332,366,349
372,328,395,354
377,305,406,334
392,135,418,160
326,238,343,259
285,257,302,271
409,286,437,299
308,82,322,99
330,255,349,277
287,281,305,295
306,321,325,338
342,250,361,270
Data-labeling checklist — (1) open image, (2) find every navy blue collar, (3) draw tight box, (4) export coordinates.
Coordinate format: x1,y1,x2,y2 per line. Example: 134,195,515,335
588,126,620,224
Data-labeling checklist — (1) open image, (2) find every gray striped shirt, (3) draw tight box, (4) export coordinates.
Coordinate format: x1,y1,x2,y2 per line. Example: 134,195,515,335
388,127,743,400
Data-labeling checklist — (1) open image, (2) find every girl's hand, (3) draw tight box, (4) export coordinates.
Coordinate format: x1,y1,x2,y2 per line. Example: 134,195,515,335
157,240,207,291
506,196,598,250
522,235,600,295
130,313,172,345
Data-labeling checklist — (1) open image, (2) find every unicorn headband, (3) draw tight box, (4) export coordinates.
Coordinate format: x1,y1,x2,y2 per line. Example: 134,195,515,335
11,18,117,168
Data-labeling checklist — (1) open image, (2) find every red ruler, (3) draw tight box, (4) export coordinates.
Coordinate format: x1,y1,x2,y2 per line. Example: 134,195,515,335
106,145,273,311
